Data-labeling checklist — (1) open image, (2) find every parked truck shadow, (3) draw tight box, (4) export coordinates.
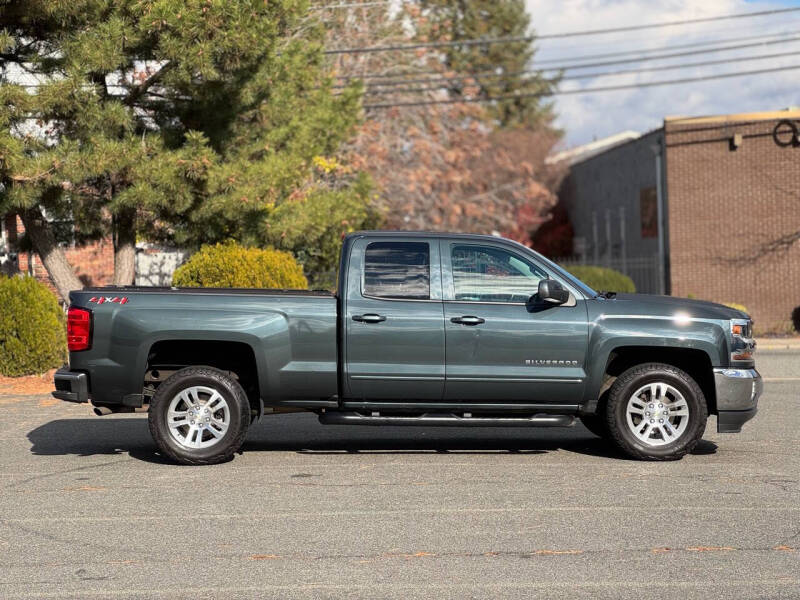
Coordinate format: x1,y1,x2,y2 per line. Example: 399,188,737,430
27,413,718,463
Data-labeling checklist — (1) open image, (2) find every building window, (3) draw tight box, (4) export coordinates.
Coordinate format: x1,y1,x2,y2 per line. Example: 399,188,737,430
640,187,658,238
363,241,430,300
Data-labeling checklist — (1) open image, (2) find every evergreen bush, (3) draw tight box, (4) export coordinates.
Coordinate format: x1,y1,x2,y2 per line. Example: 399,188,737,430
172,242,308,289
723,302,749,316
0,276,66,376
566,266,636,293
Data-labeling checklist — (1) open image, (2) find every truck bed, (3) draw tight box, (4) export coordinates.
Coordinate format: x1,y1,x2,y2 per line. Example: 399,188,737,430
68,286,339,407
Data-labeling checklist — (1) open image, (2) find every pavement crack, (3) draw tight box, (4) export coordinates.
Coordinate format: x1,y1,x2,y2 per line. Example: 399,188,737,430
4,458,134,490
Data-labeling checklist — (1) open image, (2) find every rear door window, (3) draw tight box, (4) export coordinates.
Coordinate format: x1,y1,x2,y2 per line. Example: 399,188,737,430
363,242,431,300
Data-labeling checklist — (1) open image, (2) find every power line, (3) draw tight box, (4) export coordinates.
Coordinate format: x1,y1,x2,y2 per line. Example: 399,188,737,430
534,7,800,40
13,43,800,97
11,64,799,120
310,1,396,9
359,77,555,96
355,49,800,96
334,34,800,90
361,63,800,108
331,30,800,80
562,48,800,81
12,36,800,97
533,28,800,65
325,7,800,54
550,34,800,71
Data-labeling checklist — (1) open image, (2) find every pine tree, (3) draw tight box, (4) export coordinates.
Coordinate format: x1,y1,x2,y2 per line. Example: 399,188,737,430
0,0,372,297
422,0,556,127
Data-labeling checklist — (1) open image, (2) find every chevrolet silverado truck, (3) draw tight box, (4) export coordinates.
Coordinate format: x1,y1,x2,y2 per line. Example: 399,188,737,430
53,231,762,464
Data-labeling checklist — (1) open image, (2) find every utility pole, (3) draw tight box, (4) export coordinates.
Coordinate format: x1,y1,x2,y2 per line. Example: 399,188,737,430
619,205,627,276
651,142,666,295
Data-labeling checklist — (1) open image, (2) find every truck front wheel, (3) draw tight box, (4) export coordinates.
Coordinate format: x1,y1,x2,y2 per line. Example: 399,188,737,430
148,367,250,465
605,363,707,460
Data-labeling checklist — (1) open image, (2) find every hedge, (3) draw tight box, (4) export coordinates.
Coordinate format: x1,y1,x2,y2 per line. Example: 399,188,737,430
172,242,308,289
723,302,749,316
566,265,636,293
0,276,67,376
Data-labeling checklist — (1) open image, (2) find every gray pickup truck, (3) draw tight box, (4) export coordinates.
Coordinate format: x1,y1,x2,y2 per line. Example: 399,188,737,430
53,231,761,464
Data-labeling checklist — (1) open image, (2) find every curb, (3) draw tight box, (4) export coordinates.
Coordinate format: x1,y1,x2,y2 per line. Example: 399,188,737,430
756,338,800,351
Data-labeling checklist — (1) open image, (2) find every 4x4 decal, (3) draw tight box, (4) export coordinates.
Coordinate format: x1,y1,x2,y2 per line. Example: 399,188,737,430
88,296,129,305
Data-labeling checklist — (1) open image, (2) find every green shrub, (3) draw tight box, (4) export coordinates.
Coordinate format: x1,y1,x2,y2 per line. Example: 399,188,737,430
723,302,749,316
565,265,636,293
172,242,308,289
0,276,66,376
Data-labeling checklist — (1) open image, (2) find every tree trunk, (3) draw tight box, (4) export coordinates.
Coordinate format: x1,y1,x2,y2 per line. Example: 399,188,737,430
113,207,136,286
19,208,83,300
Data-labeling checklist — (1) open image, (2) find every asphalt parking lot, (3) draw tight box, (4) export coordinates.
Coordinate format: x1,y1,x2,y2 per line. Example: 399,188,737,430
1,352,798,599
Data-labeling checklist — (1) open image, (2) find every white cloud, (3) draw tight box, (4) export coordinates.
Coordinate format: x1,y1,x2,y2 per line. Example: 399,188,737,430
525,0,800,147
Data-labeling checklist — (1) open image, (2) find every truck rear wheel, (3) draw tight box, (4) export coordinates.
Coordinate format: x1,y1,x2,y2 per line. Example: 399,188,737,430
605,362,707,461
148,367,250,465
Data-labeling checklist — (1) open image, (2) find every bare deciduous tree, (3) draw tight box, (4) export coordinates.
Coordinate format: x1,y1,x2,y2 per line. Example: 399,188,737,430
323,1,565,243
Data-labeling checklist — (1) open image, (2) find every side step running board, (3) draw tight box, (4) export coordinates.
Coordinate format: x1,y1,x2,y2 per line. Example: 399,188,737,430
318,411,575,428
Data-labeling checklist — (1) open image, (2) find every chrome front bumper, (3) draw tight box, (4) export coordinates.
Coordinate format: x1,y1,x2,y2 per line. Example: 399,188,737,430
713,368,762,433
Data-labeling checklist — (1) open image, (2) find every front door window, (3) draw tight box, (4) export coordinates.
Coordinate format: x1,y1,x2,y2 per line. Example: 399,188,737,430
451,245,547,304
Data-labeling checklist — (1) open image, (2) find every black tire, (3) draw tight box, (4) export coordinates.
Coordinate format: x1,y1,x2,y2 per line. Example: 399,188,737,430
148,367,250,465
605,362,707,461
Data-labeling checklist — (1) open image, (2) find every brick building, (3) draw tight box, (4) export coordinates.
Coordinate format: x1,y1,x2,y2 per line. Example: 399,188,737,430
555,108,800,333
553,129,666,294
1,214,185,298
0,214,115,299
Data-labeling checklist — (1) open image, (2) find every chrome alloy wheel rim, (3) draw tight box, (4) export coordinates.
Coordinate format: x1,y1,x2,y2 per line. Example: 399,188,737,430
626,382,690,447
167,386,230,449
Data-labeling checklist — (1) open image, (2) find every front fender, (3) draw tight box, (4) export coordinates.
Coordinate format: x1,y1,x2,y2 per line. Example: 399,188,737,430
582,315,728,408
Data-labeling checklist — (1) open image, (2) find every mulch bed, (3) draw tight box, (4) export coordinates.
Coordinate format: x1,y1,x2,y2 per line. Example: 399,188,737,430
0,368,57,396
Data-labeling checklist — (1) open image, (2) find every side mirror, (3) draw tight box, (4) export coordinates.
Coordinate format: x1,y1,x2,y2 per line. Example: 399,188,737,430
534,279,570,306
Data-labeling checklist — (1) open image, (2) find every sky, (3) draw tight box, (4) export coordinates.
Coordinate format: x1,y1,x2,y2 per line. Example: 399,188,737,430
524,0,800,147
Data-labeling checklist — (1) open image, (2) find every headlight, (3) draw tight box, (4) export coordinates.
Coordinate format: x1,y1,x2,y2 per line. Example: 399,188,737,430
730,318,755,361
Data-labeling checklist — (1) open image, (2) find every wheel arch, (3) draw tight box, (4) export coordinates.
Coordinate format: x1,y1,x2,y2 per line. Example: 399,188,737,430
144,339,263,415
587,345,717,416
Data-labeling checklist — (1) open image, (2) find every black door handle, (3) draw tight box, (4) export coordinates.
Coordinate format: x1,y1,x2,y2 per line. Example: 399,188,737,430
353,313,387,323
451,315,485,326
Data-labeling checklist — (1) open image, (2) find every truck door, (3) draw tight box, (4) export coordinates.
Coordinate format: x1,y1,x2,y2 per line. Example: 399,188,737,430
343,236,445,400
440,240,589,404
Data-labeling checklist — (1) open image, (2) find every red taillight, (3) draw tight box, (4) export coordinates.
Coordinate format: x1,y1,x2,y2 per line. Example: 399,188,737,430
67,307,91,352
